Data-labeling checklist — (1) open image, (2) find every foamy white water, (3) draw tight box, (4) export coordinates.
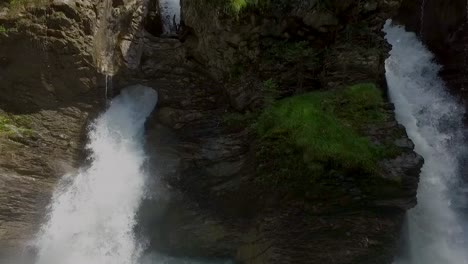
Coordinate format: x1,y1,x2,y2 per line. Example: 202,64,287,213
160,0,180,34
33,85,158,264
384,21,468,264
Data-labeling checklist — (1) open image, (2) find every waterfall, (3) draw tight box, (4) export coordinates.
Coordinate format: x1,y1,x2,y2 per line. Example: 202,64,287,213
384,21,468,264
31,85,158,264
160,0,180,34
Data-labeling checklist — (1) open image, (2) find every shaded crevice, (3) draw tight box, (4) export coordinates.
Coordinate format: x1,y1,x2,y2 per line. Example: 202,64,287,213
145,0,164,36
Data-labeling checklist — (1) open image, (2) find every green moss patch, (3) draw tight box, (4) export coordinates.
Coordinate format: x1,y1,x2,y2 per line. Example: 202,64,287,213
254,83,393,196
226,0,272,13
0,113,33,137
3,0,47,8
192,0,270,15
1,0,48,17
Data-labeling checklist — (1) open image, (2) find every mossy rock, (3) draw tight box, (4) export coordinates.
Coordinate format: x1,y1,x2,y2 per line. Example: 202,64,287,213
0,112,34,138
254,83,398,199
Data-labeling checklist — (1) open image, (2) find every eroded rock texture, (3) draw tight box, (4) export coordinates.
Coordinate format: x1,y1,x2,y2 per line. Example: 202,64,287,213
0,0,152,251
122,1,423,263
0,1,98,250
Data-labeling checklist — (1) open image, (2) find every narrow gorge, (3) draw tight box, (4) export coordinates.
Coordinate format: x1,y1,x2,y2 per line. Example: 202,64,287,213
0,0,466,263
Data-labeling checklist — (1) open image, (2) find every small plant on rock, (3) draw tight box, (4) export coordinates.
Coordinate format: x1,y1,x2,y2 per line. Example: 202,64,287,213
0,25,7,34
254,83,392,197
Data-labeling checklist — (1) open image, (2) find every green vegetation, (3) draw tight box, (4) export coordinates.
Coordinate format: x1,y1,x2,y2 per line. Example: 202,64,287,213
0,25,7,34
196,0,271,15
1,0,48,16
228,0,271,13
254,83,392,195
5,0,47,7
0,113,33,137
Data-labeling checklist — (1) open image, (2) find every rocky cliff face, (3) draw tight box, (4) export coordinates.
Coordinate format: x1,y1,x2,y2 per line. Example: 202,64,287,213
0,0,146,252
128,0,422,263
0,0,423,263
0,1,98,251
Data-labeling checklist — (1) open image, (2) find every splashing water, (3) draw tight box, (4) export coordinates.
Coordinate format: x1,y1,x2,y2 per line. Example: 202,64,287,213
384,21,468,264
32,85,158,264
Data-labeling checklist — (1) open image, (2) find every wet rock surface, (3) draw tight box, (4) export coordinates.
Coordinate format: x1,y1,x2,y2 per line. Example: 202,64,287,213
0,1,101,252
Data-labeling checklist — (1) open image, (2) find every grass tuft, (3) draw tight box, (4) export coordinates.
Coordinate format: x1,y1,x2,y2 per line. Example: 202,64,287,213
1,0,48,16
254,83,391,194
227,0,271,14
0,113,34,137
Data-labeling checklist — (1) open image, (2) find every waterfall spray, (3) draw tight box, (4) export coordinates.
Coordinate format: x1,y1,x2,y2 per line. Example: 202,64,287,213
32,85,158,264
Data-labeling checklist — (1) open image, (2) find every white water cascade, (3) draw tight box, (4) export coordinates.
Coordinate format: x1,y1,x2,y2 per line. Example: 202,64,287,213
32,85,158,264
384,21,468,264
160,0,181,34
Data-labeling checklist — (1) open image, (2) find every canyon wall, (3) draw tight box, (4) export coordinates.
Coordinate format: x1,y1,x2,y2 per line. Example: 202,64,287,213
0,0,424,263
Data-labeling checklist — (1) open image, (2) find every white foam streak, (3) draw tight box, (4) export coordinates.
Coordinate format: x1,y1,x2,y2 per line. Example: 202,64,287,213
384,21,468,264
33,85,158,264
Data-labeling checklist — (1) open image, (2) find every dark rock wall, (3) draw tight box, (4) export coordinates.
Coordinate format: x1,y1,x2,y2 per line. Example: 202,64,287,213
0,3,98,112
396,0,465,51
123,1,424,263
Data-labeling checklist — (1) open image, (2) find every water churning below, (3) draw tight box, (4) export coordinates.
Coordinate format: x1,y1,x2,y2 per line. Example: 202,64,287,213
32,85,158,264
384,21,468,264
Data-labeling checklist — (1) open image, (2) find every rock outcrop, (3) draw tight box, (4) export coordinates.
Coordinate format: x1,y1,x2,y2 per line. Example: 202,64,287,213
0,0,151,252
0,1,99,251
125,0,423,263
